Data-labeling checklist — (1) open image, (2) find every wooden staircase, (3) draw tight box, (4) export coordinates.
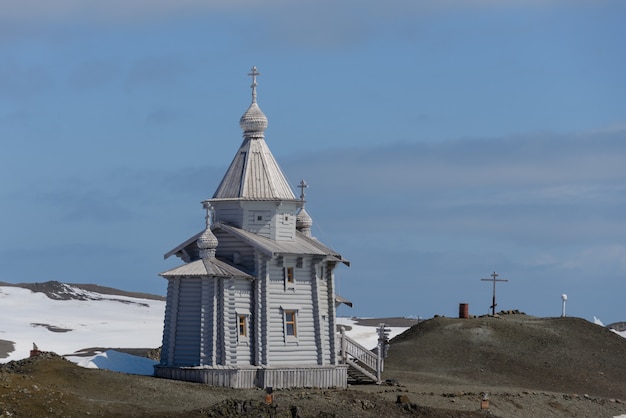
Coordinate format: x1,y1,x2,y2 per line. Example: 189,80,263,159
338,327,386,384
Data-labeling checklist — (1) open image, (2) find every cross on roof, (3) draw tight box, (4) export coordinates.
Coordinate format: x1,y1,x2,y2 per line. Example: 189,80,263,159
298,179,308,201
481,271,508,316
202,202,213,227
248,66,261,103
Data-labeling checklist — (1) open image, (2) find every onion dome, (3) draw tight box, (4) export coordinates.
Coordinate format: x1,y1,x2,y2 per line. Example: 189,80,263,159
296,179,313,236
239,66,268,138
198,203,218,259
239,102,268,137
197,226,218,259
296,207,313,237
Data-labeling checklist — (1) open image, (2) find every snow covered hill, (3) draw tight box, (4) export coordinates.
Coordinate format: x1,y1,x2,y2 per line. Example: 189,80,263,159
0,282,623,376
0,282,165,364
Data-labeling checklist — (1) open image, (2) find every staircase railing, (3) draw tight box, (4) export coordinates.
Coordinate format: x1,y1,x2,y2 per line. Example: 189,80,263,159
338,327,383,383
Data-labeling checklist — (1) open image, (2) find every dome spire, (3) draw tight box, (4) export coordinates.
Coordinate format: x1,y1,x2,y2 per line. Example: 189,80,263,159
239,66,268,138
249,66,260,104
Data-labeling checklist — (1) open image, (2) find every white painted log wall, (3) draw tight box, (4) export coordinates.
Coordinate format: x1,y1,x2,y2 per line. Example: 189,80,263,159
173,277,202,366
160,278,179,365
200,277,217,366
265,258,320,365
214,232,256,272
213,202,244,228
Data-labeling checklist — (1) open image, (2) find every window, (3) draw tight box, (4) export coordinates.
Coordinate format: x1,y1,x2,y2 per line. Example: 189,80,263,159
285,267,294,284
238,315,247,338
281,305,300,343
284,310,297,337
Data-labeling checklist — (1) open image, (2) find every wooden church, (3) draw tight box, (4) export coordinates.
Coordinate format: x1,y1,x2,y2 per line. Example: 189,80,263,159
154,67,350,389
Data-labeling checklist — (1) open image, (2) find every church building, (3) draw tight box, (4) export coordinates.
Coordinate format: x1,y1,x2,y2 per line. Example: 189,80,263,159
154,67,350,389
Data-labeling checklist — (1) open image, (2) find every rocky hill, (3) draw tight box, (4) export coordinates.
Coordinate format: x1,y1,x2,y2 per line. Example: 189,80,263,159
382,313,626,417
1,313,625,417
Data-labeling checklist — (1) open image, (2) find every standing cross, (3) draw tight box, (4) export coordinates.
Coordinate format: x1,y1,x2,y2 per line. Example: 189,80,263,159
481,271,508,316
298,179,308,201
202,202,213,227
248,66,261,103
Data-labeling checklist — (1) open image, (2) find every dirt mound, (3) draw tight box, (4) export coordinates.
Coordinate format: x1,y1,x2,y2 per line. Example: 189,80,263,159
385,315,626,399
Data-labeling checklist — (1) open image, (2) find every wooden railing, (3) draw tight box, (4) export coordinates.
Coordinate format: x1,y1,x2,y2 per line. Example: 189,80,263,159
338,327,382,383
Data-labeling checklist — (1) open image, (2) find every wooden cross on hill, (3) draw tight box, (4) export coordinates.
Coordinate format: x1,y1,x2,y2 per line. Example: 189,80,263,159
481,271,508,316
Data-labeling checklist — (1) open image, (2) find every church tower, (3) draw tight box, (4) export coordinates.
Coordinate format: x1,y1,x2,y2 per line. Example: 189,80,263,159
155,67,349,388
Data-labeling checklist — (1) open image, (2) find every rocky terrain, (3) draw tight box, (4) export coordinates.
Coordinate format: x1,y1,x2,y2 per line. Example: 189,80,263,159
0,313,625,417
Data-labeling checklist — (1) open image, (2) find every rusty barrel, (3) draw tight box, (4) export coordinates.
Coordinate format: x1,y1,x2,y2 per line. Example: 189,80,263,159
459,303,469,319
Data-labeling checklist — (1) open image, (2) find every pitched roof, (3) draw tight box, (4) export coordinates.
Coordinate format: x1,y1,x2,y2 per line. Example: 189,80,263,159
212,136,297,201
160,257,253,279
163,222,349,266
163,230,203,260
216,223,349,265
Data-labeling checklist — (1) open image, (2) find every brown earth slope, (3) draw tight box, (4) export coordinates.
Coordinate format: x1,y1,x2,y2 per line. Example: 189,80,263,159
381,314,626,417
1,314,625,417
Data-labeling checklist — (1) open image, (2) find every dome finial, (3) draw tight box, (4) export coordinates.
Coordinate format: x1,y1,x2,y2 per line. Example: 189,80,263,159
240,66,268,137
248,66,260,104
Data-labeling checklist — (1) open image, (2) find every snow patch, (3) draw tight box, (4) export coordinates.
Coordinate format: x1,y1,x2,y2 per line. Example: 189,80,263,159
66,350,158,376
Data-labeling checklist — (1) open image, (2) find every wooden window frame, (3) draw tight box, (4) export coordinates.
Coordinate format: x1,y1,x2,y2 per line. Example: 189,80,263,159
284,309,298,340
284,266,295,290
237,313,249,343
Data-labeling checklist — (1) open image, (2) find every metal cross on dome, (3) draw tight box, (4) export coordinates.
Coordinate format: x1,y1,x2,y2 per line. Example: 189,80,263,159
248,66,261,103
298,179,308,201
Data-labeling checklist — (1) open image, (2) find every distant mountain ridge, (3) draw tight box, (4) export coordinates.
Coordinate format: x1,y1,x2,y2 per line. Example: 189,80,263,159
0,281,167,361
0,281,165,302
608,321,626,332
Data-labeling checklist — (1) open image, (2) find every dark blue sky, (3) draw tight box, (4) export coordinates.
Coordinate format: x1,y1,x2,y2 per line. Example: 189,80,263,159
1,1,625,323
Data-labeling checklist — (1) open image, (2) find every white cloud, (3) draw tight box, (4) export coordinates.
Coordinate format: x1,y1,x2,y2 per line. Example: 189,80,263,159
1,0,611,27
561,245,626,272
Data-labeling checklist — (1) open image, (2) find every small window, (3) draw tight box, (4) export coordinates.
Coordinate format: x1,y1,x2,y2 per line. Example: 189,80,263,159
238,315,247,337
284,310,297,337
257,215,263,221
285,267,295,284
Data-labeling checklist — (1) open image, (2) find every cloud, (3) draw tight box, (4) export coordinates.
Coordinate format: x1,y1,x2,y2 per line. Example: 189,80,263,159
0,0,606,23
0,0,282,24
560,245,626,272
282,129,626,248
